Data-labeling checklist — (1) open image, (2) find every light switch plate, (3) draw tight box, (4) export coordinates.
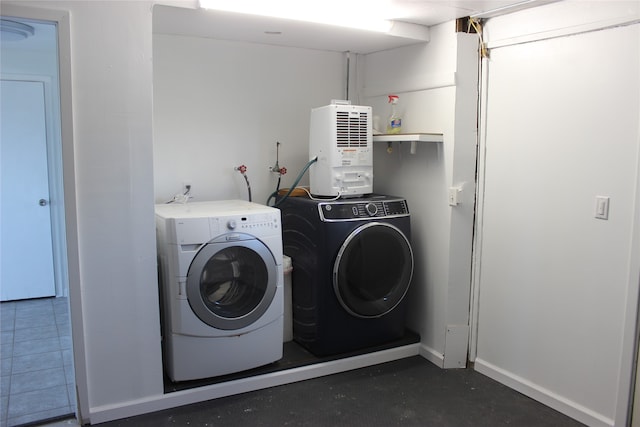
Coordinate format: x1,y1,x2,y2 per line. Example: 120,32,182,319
595,196,610,220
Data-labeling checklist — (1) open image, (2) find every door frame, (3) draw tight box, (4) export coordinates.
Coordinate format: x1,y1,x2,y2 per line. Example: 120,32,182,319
1,4,88,423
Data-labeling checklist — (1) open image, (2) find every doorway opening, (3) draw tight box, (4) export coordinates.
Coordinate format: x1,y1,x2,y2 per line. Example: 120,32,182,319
0,16,76,426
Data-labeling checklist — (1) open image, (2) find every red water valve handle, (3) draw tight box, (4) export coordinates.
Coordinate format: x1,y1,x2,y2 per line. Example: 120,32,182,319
279,167,287,175
236,165,247,174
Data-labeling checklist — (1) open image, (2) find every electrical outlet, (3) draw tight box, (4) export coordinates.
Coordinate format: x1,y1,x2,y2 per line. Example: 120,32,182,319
448,186,462,206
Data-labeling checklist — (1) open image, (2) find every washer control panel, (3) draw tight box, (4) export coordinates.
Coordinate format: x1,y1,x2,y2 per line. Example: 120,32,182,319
235,213,280,231
212,212,280,235
319,197,409,222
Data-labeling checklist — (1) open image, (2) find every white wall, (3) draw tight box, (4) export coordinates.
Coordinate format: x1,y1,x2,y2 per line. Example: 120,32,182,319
68,2,159,416
68,3,162,413
3,2,164,422
360,23,478,368
474,2,640,426
152,34,345,204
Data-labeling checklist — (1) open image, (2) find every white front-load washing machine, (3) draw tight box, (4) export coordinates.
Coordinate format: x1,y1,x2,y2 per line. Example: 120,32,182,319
155,200,284,382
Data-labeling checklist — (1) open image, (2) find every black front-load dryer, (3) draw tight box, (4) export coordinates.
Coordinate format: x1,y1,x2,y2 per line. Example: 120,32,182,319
278,194,414,356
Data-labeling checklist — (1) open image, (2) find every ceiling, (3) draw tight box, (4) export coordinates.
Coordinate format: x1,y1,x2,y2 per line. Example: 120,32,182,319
153,0,555,53
0,1,553,54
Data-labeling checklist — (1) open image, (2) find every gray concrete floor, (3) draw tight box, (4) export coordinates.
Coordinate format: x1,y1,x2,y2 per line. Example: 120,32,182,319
98,356,585,427
3,302,587,427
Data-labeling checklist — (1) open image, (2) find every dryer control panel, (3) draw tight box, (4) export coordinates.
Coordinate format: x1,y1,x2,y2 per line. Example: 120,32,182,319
318,196,409,222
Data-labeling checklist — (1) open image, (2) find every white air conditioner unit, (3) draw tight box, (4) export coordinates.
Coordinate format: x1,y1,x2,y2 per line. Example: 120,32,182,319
309,101,373,197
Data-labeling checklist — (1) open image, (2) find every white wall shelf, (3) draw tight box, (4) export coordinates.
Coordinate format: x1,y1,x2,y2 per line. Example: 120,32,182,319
373,133,443,143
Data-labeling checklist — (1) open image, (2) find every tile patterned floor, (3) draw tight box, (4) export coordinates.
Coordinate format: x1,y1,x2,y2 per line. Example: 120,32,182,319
1,297,75,427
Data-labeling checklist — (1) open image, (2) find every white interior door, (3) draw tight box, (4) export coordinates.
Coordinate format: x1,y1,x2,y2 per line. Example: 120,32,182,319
1,79,56,301
473,23,639,426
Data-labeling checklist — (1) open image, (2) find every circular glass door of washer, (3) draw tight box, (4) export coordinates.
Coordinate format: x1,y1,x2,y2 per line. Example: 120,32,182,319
187,239,277,330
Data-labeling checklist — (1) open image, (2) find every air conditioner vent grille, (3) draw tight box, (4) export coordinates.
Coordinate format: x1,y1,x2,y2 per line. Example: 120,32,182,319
336,111,369,147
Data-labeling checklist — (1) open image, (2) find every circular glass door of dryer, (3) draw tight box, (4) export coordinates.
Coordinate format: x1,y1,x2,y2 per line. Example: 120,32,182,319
186,234,277,330
333,222,413,318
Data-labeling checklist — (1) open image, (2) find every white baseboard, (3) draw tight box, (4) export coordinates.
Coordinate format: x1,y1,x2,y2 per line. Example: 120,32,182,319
88,343,421,424
474,358,614,427
419,343,444,368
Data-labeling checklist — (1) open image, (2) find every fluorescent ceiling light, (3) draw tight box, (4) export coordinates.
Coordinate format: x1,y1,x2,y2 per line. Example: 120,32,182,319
199,0,403,33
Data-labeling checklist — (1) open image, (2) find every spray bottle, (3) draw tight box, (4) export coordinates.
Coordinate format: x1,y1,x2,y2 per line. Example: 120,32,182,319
386,95,402,134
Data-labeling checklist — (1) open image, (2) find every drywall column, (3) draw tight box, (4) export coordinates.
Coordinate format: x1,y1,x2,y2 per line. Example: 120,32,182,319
442,32,478,369
69,1,164,416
